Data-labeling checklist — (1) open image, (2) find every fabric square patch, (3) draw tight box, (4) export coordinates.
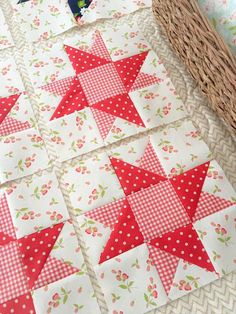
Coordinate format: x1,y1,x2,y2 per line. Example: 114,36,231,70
0,8,14,50
5,171,69,238
127,181,191,240
0,127,50,184
95,244,167,314
14,0,76,43
0,93,35,136
78,63,126,105
62,152,125,214
32,271,100,314
194,205,236,276
48,108,103,162
150,120,212,177
80,0,152,24
0,241,29,304
0,58,24,97
24,43,75,88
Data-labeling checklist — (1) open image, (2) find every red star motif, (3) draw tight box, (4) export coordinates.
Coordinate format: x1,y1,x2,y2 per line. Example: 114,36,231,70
50,33,160,138
86,141,235,294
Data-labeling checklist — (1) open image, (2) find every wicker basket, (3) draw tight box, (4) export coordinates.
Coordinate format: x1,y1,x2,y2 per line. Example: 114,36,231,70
152,0,236,133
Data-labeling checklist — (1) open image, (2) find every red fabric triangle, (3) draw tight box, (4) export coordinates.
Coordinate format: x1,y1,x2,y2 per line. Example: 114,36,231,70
150,223,215,272
0,94,21,124
91,107,116,139
0,116,30,136
0,195,15,245
40,76,74,96
34,256,78,289
50,77,88,120
148,244,179,295
114,51,149,92
139,141,167,177
130,72,161,92
0,293,35,314
193,191,235,222
85,198,127,229
170,161,210,220
92,93,145,127
64,45,110,74
110,157,166,196
90,33,112,61
99,199,144,263
18,222,64,288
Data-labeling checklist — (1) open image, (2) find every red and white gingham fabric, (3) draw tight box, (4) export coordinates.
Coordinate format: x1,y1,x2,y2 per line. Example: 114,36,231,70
33,255,78,289
91,108,116,139
139,141,167,177
0,116,30,136
40,76,74,97
127,180,191,240
193,191,235,222
0,195,16,242
148,244,179,295
85,198,127,229
0,242,28,304
90,33,112,62
78,63,126,105
130,72,161,92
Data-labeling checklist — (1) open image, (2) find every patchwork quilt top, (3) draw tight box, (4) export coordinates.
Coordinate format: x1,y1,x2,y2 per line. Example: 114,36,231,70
0,1,236,314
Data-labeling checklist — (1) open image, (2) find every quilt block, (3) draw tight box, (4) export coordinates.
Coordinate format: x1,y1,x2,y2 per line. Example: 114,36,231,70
0,205,100,314
66,120,236,313
29,24,186,162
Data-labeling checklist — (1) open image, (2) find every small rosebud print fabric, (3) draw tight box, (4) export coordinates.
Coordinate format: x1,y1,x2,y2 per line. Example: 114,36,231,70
0,9,14,50
12,0,76,43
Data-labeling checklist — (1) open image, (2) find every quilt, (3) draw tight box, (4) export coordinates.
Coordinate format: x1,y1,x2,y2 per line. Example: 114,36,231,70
0,1,236,314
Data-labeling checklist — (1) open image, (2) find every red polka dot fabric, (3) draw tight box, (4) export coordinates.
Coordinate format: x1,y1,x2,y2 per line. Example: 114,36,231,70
114,51,149,92
150,223,215,272
50,77,88,120
92,93,145,127
0,293,35,314
110,157,166,195
99,200,144,263
170,162,210,220
18,223,63,288
0,94,21,124
64,44,110,74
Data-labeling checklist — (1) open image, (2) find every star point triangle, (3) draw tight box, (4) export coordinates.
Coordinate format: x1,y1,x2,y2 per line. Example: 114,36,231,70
130,72,161,92
170,161,210,220
91,107,116,139
64,44,110,74
150,223,215,272
99,199,144,264
50,77,88,120
92,93,145,127
114,51,149,92
0,94,21,124
18,223,64,288
90,33,112,61
148,244,179,295
110,157,166,196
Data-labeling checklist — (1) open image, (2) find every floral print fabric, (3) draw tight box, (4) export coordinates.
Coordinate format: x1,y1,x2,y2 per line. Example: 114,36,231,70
198,0,236,54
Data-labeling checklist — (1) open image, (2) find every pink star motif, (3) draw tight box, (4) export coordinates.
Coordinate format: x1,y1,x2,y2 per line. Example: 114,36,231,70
50,32,161,138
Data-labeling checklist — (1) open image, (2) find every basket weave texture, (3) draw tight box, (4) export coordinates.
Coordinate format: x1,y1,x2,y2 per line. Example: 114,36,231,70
152,0,236,133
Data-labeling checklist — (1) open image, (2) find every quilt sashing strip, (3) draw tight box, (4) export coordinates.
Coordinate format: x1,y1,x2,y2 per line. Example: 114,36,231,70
0,8,14,50
61,119,236,313
28,23,187,162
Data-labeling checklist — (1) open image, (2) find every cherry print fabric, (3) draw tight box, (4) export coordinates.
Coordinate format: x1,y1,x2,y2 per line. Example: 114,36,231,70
0,8,14,50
